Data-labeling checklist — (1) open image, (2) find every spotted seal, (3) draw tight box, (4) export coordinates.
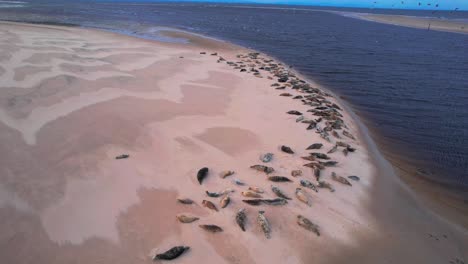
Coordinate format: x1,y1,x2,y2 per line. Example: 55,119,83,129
271,185,292,200
236,208,247,231
300,179,318,192
331,172,352,186
250,164,275,174
297,215,320,236
257,211,271,239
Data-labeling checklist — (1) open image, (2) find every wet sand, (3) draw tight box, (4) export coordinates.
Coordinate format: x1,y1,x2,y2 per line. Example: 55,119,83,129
0,21,466,263
344,12,468,34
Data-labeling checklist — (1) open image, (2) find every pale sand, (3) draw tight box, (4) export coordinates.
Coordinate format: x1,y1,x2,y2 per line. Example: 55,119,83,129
0,21,466,264
344,12,468,34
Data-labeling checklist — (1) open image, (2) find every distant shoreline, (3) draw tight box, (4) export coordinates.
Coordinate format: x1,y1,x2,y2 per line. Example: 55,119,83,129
338,11,468,34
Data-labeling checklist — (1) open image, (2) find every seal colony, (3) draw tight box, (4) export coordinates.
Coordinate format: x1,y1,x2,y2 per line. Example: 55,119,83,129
2,22,465,264
156,51,366,260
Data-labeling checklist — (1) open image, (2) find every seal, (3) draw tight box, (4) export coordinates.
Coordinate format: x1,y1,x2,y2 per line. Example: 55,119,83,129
262,198,288,205
310,153,330,160
242,191,263,198
314,168,321,181
220,195,230,208
268,176,293,182
281,145,294,154
271,185,292,200
206,188,234,198
331,172,352,186
202,200,218,212
318,181,335,192
177,198,194,204
236,208,247,231
257,211,271,239
343,130,355,140
219,170,235,178
250,164,275,174
199,224,223,233
342,148,349,156
153,246,190,260
335,141,349,147
287,110,302,115
242,199,263,206
327,145,338,154
115,154,129,160
300,179,318,192
348,175,360,181
291,170,302,177
302,156,316,162
295,188,311,206
260,153,274,163
248,186,265,193
206,190,222,198
297,215,320,236
233,179,246,185
197,167,209,185
176,214,200,223
319,161,338,167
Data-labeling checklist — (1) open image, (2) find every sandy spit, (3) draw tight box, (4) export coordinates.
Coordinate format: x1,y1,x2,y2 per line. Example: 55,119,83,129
0,21,466,264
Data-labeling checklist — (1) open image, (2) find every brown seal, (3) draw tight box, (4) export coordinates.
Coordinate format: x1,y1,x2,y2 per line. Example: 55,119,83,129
220,195,230,208
291,170,302,177
219,170,235,178
177,198,194,204
176,214,200,223
242,191,263,198
199,224,223,233
295,188,311,206
202,200,218,212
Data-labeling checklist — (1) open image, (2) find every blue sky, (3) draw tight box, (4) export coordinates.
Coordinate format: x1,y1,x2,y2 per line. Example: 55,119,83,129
252,0,466,10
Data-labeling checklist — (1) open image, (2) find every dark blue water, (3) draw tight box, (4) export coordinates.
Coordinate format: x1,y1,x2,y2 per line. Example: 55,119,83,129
1,2,468,189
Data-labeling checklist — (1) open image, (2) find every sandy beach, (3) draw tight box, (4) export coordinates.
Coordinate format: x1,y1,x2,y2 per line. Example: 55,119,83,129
0,21,466,264
345,12,468,34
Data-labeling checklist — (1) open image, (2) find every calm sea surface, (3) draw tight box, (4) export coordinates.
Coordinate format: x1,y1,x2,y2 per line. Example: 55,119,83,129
1,2,468,189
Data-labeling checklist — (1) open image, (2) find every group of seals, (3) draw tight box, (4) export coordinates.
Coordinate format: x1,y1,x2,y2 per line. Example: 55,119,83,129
161,51,363,259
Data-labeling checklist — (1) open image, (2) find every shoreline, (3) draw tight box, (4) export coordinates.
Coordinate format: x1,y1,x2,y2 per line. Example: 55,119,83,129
0,21,466,263
338,12,468,34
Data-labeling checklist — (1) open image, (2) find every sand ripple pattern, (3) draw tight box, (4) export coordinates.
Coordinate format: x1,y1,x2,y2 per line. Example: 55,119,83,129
0,24,189,144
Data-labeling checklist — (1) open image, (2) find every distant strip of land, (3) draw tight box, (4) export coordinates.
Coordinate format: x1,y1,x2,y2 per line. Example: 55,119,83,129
341,12,468,34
